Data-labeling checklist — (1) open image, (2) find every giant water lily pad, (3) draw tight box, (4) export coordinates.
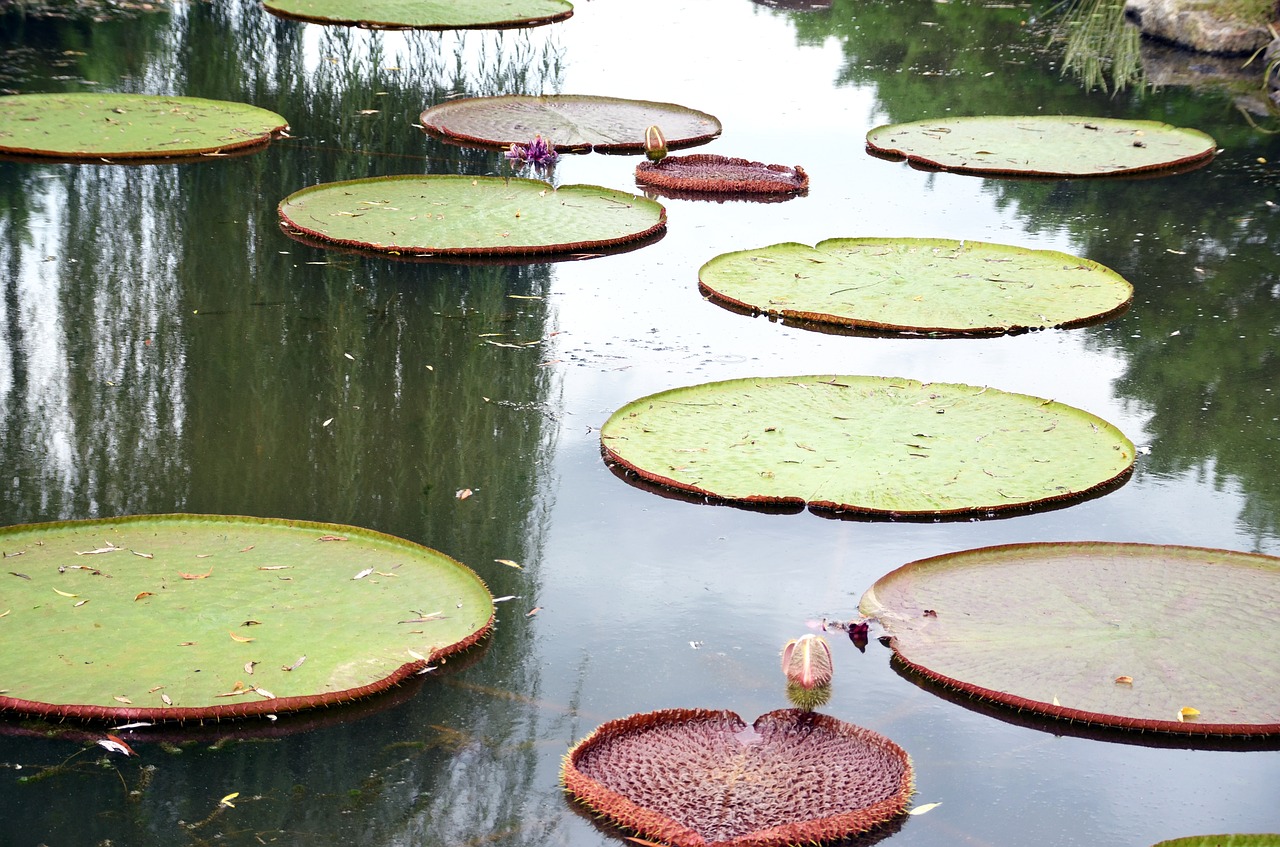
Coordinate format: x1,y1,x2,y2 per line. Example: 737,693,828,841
601,375,1134,518
0,514,493,722
1153,837,1280,847
563,708,913,847
263,0,572,29
699,237,1133,335
420,94,721,153
865,116,1216,177
0,93,288,160
278,175,666,257
859,542,1280,735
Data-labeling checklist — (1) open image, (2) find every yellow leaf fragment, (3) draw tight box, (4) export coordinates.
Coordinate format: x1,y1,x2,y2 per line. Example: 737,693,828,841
908,802,942,816
1114,675,1134,685
219,792,239,808
495,558,521,569
229,631,255,643
1178,707,1200,721
53,588,78,598
135,592,154,601
113,695,132,704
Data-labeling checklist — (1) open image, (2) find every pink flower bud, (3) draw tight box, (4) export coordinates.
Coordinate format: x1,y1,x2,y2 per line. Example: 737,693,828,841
781,634,833,690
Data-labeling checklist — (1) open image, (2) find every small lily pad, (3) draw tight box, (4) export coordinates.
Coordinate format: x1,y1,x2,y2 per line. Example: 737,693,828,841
420,94,722,153
278,175,666,257
865,116,1216,177
601,375,1134,518
0,93,288,160
860,542,1280,735
635,154,809,196
0,514,493,722
698,237,1133,335
563,708,913,847
263,0,573,29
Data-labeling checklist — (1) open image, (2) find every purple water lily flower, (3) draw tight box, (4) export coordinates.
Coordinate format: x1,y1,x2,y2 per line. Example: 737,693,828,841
506,134,558,167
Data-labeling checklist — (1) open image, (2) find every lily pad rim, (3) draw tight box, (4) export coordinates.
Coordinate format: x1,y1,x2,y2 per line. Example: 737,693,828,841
864,115,1218,178
696,236,1135,336
0,512,494,724
261,0,574,31
601,374,1135,519
419,93,724,153
864,540,1280,737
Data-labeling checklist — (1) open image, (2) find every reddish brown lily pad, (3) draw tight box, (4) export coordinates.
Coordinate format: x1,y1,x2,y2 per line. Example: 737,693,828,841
635,154,809,196
562,708,914,847
860,542,1280,736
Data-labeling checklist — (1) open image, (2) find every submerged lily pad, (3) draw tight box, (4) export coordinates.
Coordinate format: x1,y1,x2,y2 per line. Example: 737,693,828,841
278,175,666,257
698,237,1133,335
859,542,1280,735
420,95,721,153
865,116,1216,177
263,0,572,29
601,375,1134,518
0,93,288,160
0,514,493,722
635,154,809,195
563,708,913,847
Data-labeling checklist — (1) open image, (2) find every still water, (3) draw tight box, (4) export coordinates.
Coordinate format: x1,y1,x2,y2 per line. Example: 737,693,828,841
1,0,1278,844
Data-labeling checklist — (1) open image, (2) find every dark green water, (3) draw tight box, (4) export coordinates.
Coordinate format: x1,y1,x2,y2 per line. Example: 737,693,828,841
1,1,1277,845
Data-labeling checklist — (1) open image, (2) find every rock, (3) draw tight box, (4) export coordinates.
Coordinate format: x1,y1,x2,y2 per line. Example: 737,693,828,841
1124,0,1274,54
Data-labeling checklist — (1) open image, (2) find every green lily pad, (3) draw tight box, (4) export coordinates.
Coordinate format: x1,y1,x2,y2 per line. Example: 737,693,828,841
601,375,1134,518
278,175,666,257
859,542,1280,735
1153,837,1280,847
865,116,1216,177
0,93,288,160
698,237,1133,336
0,514,493,722
420,94,722,153
263,0,572,29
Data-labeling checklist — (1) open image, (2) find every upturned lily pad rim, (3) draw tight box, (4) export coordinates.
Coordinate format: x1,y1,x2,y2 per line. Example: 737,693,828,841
562,708,914,847
419,94,723,154
861,541,1280,737
262,0,574,30
0,93,289,161
0,513,494,724
865,115,1217,178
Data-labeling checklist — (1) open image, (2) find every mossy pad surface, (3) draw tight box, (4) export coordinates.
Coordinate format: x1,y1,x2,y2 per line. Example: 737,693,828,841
0,514,493,722
0,93,288,160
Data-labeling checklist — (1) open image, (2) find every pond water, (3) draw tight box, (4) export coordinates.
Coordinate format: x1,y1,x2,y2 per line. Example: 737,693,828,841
1,0,1279,845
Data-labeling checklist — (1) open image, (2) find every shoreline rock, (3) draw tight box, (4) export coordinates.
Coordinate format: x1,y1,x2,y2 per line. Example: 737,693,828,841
1124,0,1275,54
